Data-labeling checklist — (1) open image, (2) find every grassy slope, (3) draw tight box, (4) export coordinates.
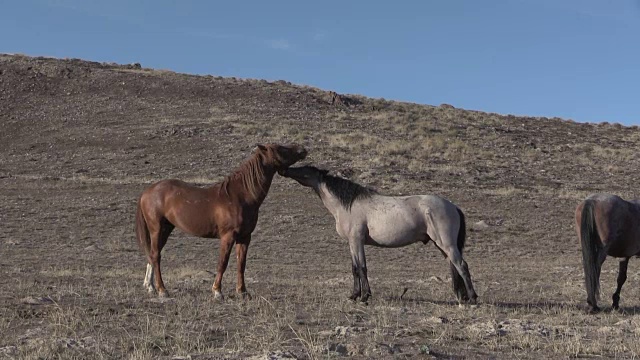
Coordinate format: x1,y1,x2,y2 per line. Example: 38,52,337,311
2,54,640,359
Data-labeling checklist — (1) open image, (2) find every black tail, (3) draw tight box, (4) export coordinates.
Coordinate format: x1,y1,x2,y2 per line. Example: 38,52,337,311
451,207,469,301
580,200,601,306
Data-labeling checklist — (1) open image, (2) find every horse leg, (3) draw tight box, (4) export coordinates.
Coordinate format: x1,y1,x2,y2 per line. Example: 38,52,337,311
348,235,371,302
212,232,236,300
426,209,478,304
450,259,470,303
356,240,372,303
349,255,361,301
143,263,155,294
612,257,630,310
150,220,173,298
235,235,252,299
347,238,361,301
444,246,477,304
358,251,372,303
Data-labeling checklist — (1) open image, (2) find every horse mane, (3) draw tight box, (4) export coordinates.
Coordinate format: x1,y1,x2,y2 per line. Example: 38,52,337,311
320,174,377,210
218,151,267,201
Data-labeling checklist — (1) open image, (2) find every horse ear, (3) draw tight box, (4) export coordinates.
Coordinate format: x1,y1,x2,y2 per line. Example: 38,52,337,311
254,144,267,152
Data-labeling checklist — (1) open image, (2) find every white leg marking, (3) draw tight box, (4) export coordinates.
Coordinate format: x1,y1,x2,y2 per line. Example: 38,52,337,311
143,264,150,287
214,290,224,301
144,263,156,293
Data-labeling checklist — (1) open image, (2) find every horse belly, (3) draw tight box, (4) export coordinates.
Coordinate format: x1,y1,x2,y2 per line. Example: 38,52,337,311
366,214,423,247
167,204,218,238
608,235,640,258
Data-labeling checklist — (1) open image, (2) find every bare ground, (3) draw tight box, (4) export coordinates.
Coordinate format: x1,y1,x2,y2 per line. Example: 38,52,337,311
2,54,640,359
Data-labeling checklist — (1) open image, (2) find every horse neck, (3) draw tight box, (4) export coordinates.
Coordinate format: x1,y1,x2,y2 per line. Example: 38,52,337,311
223,156,277,206
251,167,276,205
316,183,347,217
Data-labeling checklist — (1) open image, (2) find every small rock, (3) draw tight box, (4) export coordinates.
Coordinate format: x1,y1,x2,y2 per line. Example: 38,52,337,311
19,327,47,343
379,343,402,355
146,297,176,303
247,351,297,360
21,296,54,305
614,319,633,327
84,244,99,251
0,346,17,356
497,319,551,337
334,326,365,336
426,316,448,324
317,330,334,337
325,343,348,356
469,321,501,337
597,326,623,335
345,344,363,356
428,276,443,283
472,221,490,231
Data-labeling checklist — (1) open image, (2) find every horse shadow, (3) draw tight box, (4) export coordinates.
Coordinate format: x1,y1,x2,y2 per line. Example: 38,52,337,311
381,296,561,310
381,294,640,314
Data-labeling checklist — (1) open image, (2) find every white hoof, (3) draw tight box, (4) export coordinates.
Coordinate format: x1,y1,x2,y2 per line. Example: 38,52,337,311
214,290,224,301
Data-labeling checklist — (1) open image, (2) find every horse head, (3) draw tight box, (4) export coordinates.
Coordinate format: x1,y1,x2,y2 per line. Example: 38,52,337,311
254,143,307,173
281,165,328,188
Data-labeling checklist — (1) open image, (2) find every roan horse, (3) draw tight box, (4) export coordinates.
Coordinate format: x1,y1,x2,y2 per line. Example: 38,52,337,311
577,194,640,312
135,143,307,299
282,165,477,304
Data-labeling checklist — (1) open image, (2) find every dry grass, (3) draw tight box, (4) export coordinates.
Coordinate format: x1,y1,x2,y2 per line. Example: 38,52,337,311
9,269,640,359
6,53,640,359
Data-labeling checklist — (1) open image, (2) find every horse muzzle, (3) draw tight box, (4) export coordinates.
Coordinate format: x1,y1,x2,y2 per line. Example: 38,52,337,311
297,148,308,160
278,168,290,176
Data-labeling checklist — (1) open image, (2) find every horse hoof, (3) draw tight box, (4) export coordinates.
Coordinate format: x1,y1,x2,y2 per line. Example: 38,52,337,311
158,290,169,298
467,298,478,305
587,306,601,314
348,294,360,301
213,290,224,301
238,292,252,300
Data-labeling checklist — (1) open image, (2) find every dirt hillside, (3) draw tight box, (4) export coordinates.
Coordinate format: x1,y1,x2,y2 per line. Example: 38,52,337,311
2,54,640,359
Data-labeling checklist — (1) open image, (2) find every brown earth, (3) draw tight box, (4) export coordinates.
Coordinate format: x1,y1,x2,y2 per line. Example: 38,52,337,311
2,53,640,359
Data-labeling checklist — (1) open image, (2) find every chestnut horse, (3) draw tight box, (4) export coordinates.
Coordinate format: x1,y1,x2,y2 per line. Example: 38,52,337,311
282,165,477,304
577,194,640,312
136,143,307,299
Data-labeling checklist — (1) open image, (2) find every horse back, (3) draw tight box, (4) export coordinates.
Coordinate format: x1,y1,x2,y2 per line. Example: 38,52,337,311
578,194,640,256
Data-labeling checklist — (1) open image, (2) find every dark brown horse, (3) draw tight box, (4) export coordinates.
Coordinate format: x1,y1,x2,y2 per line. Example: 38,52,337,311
136,143,307,299
577,194,640,312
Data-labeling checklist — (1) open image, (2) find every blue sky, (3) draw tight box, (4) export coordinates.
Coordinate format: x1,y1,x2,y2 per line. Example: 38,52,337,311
2,0,639,124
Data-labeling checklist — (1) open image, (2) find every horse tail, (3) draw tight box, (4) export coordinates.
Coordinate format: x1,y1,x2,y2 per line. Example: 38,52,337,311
580,199,601,303
451,207,468,300
135,200,151,261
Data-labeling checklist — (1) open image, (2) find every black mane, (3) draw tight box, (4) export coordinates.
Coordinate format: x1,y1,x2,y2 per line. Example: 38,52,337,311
320,174,377,210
